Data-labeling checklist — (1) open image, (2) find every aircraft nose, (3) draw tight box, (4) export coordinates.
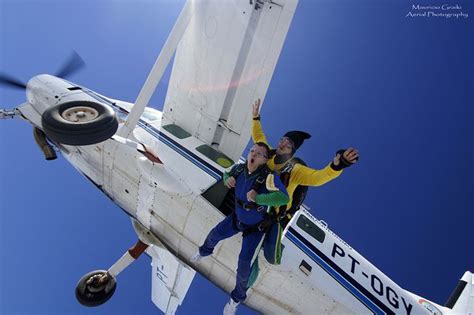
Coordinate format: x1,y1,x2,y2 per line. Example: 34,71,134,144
26,74,64,114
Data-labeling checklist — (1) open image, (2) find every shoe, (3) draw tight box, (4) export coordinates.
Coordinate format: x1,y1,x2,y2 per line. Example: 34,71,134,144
190,250,203,263
223,298,239,315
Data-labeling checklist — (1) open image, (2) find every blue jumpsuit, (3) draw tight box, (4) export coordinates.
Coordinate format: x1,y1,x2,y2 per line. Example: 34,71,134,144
199,164,288,303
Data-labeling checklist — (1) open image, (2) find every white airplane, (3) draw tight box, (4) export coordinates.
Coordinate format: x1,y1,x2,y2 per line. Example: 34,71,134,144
1,0,472,314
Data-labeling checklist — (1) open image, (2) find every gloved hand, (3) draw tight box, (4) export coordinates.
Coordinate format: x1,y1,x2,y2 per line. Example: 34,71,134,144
331,147,359,171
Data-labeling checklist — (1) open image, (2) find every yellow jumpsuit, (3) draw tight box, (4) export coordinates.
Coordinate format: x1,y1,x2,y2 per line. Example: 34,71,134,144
252,119,342,211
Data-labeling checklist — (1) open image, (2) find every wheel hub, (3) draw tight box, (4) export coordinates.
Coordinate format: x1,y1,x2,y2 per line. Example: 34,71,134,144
62,106,99,124
86,273,109,292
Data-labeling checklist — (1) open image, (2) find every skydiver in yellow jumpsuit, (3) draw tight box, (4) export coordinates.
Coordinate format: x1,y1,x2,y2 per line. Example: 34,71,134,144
251,98,359,224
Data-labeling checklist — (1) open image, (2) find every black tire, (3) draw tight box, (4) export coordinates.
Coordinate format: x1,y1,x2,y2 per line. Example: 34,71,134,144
75,270,117,307
41,101,118,145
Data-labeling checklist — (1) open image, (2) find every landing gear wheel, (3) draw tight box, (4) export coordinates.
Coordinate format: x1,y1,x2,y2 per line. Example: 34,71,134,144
41,101,118,145
75,270,117,307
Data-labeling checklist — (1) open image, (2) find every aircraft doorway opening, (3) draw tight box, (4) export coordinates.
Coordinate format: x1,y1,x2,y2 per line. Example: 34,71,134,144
202,180,235,216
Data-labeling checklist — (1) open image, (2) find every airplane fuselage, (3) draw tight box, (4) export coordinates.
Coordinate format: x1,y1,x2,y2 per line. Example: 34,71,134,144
18,74,444,314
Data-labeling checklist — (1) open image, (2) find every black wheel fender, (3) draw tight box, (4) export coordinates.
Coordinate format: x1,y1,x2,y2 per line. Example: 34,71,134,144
41,101,118,146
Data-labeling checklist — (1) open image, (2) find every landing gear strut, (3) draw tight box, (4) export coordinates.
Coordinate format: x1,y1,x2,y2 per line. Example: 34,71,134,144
75,240,149,307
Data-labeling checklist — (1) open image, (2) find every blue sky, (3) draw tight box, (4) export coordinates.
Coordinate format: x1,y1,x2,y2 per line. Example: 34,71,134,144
1,0,473,315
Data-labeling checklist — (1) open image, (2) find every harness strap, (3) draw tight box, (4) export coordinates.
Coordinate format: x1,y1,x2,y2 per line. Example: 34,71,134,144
236,199,267,212
229,163,271,193
228,163,245,178
251,166,270,192
232,212,268,236
275,157,308,220
229,163,273,235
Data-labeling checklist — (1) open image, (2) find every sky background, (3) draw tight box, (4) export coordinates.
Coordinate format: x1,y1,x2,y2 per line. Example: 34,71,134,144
1,0,473,314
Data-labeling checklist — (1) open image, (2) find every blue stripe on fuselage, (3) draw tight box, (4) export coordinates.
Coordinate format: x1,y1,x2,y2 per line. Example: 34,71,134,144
136,119,222,180
286,227,394,315
82,88,223,180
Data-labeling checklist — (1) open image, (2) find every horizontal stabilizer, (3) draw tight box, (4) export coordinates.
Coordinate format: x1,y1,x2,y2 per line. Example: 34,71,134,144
147,246,196,315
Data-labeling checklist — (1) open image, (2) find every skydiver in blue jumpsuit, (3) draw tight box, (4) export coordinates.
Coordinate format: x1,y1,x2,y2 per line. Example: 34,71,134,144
191,142,289,315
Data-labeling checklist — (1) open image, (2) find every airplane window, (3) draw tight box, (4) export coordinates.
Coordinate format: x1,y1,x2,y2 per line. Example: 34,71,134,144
196,145,234,168
117,103,161,122
296,215,325,243
162,124,191,139
141,108,161,121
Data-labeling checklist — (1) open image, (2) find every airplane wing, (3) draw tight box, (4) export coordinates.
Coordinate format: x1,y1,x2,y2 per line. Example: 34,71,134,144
147,245,196,315
162,0,298,161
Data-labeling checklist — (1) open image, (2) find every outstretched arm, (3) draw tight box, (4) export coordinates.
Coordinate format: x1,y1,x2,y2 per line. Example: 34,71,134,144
255,191,289,207
251,99,271,146
293,147,359,186
293,163,343,187
247,189,288,207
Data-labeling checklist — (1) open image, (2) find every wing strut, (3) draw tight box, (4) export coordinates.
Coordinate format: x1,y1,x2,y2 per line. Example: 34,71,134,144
117,0,193,138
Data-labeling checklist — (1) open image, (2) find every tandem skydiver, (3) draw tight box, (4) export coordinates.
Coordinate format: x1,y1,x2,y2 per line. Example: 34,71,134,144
190,142,289,315
251,98,359,226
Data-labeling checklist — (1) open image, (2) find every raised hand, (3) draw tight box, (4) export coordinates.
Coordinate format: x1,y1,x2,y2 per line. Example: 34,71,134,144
252,99,261,118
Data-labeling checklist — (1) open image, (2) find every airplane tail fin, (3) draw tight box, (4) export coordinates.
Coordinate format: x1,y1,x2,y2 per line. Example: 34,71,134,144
445,271,474,315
